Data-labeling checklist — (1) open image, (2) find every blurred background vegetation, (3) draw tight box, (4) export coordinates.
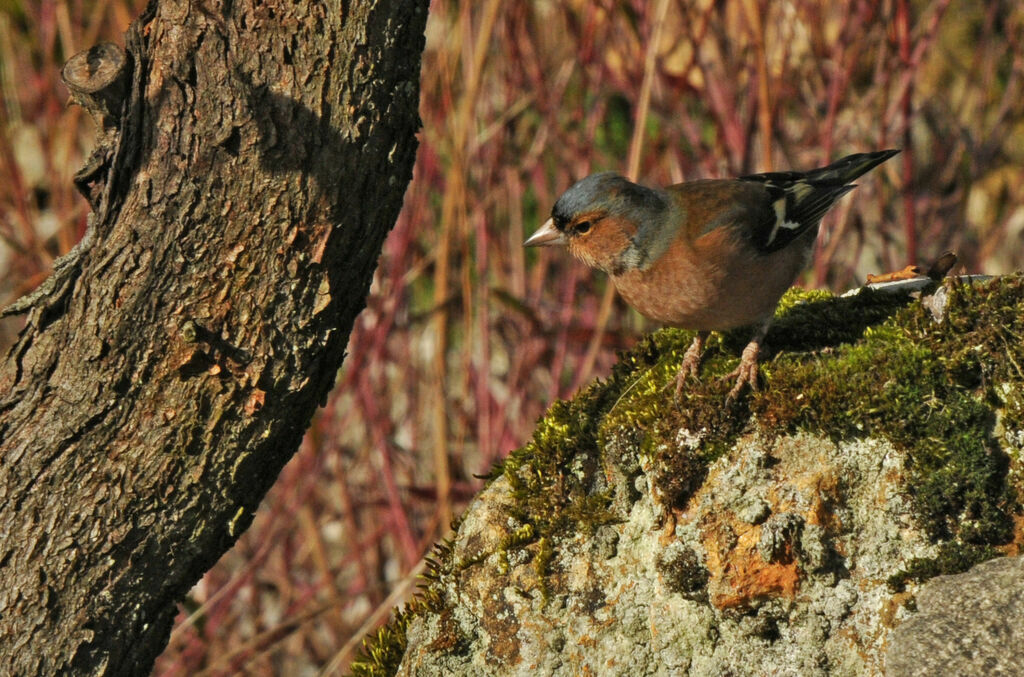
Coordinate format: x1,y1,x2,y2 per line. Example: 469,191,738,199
2,0,1023,673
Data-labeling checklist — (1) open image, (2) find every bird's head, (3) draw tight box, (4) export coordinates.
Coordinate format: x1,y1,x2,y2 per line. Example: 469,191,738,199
525,172,673,275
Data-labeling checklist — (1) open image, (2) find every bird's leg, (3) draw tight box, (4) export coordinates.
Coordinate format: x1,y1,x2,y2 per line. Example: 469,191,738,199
674,331,709,398
724,321,770,403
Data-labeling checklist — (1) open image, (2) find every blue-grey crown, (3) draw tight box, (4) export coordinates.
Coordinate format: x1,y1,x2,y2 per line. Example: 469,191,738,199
552,172,669,231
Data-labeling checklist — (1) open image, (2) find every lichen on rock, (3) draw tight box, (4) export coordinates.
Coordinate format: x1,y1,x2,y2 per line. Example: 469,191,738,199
351,276,1024,677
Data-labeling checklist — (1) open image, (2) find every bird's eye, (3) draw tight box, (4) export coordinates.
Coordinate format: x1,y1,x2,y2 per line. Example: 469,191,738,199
575,220,592,234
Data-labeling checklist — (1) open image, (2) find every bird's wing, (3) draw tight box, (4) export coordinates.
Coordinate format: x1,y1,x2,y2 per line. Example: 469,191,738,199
737,150,898,253
735,176,854,253
665,179,836,255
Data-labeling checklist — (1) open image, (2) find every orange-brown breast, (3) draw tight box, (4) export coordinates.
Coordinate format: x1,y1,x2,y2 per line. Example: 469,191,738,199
612,219,815,331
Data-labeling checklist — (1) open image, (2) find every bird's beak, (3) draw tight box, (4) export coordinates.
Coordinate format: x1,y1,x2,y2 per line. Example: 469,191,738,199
524,218,567,247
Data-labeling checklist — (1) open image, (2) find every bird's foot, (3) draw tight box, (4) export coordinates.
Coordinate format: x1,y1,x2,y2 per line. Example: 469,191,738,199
674,332,709,399
722,339,762,404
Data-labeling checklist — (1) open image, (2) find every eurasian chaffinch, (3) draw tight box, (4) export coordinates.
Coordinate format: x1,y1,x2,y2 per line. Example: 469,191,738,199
525,150,899,400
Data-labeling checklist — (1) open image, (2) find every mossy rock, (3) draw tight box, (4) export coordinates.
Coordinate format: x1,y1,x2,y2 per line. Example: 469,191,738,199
351,276,1024,677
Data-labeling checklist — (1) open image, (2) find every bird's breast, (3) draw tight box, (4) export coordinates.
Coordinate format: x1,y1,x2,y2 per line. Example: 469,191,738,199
611,229,813,331
613,259,742,330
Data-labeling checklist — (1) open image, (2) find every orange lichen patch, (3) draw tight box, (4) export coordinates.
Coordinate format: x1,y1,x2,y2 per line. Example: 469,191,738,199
766,454,841,528
478,593,521,666
701,513,801,611
659,513,679,546
425,608,462,653
878,591,915,628
804,492,837,530
710,523,800,609
712,554,801,610
999,513,1024,556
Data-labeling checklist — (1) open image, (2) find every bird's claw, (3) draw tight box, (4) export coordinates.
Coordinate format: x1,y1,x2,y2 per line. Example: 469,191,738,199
722,361,759,404
673,332,708,400
722,340,762,404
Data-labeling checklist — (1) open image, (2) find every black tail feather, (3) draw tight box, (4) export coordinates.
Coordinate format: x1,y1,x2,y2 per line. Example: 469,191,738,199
740,149,900,186
742,149,899,253
804,149,901,184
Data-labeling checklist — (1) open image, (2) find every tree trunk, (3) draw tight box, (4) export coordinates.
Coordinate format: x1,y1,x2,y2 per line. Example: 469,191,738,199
0,0,427,673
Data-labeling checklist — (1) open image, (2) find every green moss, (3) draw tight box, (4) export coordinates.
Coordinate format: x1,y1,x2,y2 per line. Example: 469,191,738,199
479,340,661,574
657,545,709,599
497,523,536,574
349,624,410,677
598,331,740,482
887,542,1001,592
753,277,1023,564
348,536,457,676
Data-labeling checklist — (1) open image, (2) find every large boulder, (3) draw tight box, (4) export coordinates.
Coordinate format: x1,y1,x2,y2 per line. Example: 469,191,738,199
352,277,1024,676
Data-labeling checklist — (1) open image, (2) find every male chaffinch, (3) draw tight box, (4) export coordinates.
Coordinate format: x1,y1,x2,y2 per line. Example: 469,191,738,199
525,149,899,400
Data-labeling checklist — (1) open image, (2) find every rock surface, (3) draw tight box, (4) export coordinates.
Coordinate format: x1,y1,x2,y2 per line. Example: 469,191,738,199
885,555,1024,677
400,434,934,675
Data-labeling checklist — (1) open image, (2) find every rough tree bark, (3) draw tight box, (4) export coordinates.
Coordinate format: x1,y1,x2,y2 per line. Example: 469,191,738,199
0,0,428,673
